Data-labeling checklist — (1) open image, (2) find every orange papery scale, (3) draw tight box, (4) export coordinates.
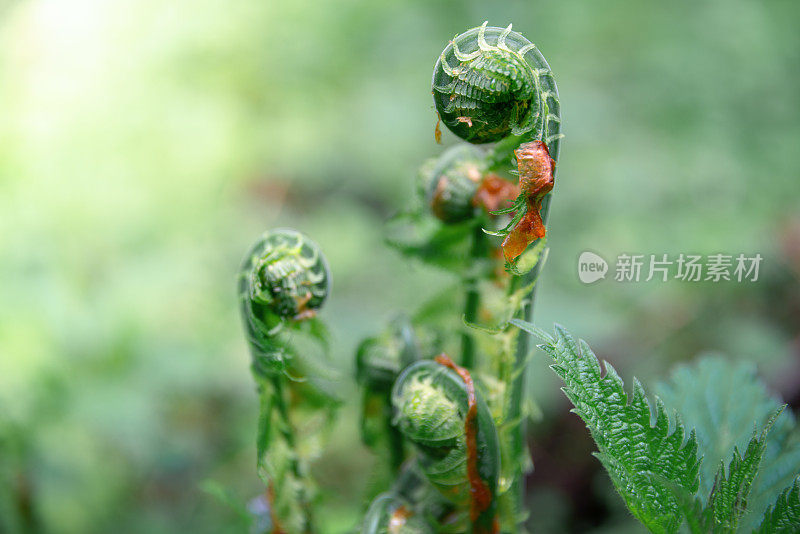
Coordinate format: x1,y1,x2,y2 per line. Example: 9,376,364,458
502,141,554,260
473,174,520,214
434,354,494,528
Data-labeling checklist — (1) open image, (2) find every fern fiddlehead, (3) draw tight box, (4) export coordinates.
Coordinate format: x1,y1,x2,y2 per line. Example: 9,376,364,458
239,228,331,377
421,144,486,224
356,316,431,473
360,21,561,533
239,228,333,533
433,22,540,144
391,357,500,533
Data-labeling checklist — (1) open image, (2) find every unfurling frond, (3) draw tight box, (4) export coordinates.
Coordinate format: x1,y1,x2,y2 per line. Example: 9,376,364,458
391,358,500,533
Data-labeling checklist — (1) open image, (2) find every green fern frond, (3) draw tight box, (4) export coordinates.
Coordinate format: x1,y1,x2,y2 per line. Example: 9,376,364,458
703,409,781,532
655,356,800,531
656,357,780,498
755,478,800,533
514,321,701,533
747,416,800,531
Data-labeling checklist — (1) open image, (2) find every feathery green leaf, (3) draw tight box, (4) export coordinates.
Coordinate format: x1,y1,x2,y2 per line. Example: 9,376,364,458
702,409,782,532
528,323,701,534
755,478,800,533
656,357,800,531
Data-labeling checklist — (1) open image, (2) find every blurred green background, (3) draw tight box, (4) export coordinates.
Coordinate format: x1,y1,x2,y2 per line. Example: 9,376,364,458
1,0,798,532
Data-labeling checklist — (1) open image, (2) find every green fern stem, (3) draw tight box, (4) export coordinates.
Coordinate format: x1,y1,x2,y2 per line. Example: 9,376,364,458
504,50,560,527
461,224,487,369
256,375,316,534
505,194,552,515
271,375,314,532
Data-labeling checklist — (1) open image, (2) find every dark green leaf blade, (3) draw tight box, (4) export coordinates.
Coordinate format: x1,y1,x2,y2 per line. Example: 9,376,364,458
704,409,782,532
755,478,800,534
529,323,701,534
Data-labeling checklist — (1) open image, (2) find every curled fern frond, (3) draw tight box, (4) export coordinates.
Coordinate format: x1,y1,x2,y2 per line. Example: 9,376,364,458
420,144,486,224
238,228,331,377
434,22,545,144
362,493,434,534
432,22,561,269
356,316,432,473
391,358,500,533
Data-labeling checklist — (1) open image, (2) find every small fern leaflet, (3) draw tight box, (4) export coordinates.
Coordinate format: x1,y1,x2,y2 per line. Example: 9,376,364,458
755,478,800,533
513,321,701,534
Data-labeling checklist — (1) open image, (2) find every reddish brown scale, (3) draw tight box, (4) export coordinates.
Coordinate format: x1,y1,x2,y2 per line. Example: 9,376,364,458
473,173,520,214
502,141,555,261
434,354,493,525
388,505,412,533
435,116,443,144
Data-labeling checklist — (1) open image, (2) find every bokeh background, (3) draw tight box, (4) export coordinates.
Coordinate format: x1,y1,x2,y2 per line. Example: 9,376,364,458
1,0,798,532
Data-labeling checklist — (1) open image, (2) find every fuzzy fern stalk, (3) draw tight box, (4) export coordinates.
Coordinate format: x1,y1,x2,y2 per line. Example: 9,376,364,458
238,228,335,534
363,21,562,532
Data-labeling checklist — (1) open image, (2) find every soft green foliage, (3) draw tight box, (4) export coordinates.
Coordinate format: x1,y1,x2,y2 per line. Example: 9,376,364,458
656,416,788,534
518,321,800,534
656,358,800,531
756,479,800,534
515,321,701,533
697,411,780,533
748,416,800,532
656,358,783,499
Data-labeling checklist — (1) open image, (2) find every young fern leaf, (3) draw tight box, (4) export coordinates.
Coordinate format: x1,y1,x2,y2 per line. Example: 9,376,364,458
755,478,800,533
656,358,782,498
747,416,800,532
513,321,701,534
701,409,782,532
391,358,500,533
432,22,561,269
655,357,800,532
666,443,799,534
658,409,785,534
238,228,331,378
238,228,335,534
